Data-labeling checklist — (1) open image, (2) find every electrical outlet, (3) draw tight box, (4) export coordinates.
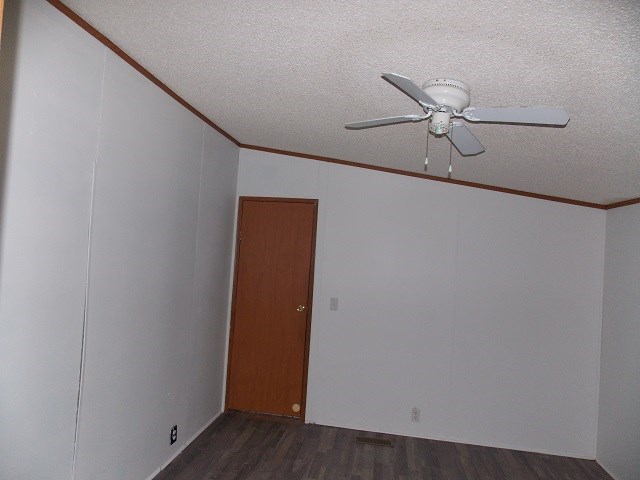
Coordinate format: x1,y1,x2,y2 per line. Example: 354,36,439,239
330,298,339,311
170,425,177,445
411,407,420,422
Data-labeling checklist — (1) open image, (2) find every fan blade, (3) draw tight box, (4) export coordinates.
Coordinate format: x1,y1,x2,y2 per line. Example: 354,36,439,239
462,107,569,125
381,73,438,108
345,114,425,130
446,123,485,156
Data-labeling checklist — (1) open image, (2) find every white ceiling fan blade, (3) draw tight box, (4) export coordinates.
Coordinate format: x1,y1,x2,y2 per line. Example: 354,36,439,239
446,123,485,156
462,107,569,125
345,114,425,130
381,73,438,108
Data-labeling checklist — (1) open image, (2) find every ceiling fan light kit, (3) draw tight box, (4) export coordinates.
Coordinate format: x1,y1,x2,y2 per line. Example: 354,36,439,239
346,73,570,174
422,79,470,135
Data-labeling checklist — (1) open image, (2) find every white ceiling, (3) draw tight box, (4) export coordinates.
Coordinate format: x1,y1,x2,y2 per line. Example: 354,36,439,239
60,0,640,204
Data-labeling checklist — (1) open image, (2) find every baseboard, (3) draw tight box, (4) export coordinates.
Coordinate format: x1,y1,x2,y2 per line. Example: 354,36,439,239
144,410,224,480
595,459,621,480
309,418,595,460
143,410,598,479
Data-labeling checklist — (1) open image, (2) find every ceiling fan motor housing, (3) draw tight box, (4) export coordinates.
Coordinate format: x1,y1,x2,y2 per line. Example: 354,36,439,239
422,79,471,112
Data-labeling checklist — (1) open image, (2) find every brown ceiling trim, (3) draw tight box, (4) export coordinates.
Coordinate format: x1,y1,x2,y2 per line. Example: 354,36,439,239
46,1,639,211
240,144,607,210
46,0,240,147
604,197,640,210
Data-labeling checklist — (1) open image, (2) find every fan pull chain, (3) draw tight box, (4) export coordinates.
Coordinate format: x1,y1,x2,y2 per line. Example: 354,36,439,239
424,128,430,172
447,123,453,179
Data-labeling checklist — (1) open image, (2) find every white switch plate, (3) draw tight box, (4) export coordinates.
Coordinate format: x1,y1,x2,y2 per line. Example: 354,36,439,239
330,298,339,311
411,407,420,422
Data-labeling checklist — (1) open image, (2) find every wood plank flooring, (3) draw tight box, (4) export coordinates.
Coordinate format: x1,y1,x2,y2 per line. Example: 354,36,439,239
154,411,612,480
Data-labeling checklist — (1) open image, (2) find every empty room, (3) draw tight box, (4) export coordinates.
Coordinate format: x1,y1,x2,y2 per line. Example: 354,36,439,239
1,1,639,479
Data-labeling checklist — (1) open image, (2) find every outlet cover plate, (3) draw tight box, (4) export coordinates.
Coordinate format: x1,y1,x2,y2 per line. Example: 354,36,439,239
411,407,420,422
330,298,339,311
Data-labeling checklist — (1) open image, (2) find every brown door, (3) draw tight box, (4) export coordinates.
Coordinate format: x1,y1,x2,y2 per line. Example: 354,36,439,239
226,197,317,418
0,0,4,42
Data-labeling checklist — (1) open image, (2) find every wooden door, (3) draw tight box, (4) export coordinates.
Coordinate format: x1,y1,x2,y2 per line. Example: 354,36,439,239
0,0,4,43
226,197,317,418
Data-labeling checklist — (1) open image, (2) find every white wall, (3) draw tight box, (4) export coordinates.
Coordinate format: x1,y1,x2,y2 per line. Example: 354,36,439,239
0,2,239,479
185,124,239,441
237,148,606,458
597,203,640,480
0,2,103,478
0,1,620,476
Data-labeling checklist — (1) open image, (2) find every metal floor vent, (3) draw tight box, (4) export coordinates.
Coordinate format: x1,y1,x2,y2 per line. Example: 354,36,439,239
355,436,394,447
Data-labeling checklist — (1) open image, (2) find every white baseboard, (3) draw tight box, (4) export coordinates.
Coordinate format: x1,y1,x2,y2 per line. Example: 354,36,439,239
595,459,622,480
309,418,595,460
144,410,600,479
144,411,224,480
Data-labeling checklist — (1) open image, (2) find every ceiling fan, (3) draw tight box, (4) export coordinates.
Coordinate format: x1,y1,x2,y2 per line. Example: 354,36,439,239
346,73,570,159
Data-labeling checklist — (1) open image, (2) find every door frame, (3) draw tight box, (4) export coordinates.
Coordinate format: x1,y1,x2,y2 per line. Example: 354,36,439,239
225,196,319,421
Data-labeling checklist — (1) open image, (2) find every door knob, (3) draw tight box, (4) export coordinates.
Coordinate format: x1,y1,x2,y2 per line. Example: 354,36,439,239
296,305,307,312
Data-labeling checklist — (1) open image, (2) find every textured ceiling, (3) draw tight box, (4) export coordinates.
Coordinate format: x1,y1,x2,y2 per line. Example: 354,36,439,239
59,0,640,204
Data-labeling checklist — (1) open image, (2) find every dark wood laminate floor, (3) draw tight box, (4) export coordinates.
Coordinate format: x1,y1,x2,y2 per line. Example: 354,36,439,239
154,411,612,480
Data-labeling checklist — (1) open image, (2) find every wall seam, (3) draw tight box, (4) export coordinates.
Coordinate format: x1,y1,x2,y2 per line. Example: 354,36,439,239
182,122,206,441
70,47,107,480
594,210,608,461
447,186,463,436
305,161,327,422
220,148,241,409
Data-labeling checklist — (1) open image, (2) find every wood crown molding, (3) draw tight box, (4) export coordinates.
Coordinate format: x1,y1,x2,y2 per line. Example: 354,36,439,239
240,144,608,209
46,0,239,146
603,197,640,210
45,0,639,211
